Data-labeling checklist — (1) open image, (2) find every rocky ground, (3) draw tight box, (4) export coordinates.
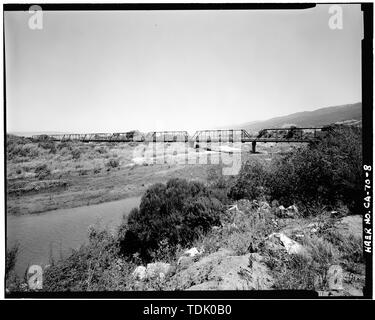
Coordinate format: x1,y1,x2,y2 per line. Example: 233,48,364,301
130,200,365,295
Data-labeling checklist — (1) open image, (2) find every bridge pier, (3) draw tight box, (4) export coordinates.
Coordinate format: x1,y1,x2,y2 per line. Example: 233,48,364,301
251,141,256,153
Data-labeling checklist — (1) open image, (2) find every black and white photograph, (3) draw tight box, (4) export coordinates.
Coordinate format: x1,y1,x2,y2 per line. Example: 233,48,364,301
2,2,373,301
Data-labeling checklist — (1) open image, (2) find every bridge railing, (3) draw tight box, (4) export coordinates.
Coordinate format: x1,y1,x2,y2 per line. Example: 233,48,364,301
31,127,325,143
145,131,189,142
255,127,323,141
111,132,145,142
192,129,250,143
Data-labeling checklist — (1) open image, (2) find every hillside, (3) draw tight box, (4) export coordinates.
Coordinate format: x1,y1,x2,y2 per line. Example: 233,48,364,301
9,131,68,137
233,102,362,133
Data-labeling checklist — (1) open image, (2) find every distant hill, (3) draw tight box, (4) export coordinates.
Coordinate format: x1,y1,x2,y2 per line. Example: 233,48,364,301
232,102,362,134
9,131,69,137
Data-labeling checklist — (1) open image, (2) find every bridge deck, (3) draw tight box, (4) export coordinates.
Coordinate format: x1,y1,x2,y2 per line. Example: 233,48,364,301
32,127,324,144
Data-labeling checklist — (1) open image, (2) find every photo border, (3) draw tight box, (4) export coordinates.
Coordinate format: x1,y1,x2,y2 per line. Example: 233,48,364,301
2,2,373,300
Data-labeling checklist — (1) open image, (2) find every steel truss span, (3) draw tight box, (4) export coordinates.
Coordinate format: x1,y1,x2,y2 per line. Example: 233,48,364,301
32,127,325,144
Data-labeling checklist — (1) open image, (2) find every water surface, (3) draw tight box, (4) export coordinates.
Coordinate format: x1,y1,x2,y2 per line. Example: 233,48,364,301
7,196,141,276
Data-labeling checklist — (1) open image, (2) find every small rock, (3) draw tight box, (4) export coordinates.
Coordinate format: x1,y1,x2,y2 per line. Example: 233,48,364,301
132,266,147,281
146,262,173,280
184,247,200,257
286,205,298,217
228,204,239,211
267,232,308,256
158,272,166,282
275,205,286,217
295,234,304,238
327,265,344,291
230,223,238,230
271,200,280,208
276,204,298,218
177,256,195,268
259,201,271,211
172,248,274,291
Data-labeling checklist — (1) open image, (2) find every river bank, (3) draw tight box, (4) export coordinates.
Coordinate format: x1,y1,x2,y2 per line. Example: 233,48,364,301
7,161,213,215
7,136,240,215
7,135,292,216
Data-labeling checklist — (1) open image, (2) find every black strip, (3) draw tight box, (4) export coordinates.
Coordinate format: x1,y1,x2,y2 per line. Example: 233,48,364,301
6,290,319,299
361,2,373,300
3,3,316,11
3,4,8,298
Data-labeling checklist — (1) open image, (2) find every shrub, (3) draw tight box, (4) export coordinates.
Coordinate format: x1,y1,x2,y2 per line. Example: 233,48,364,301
43,226,136,291
229,126,362,215
7,135,31,159
71,149,81,160
263,235,337,290
5,244,24,292
38,139,56,154
267,126,362,213
267,147,335,208
8,143,39,159
207,166,232,204
106,159,120,168
229,160,269,201
6,244,19,278
321,227,364,272
95,146,107,154
119,178,223,262
191,199,275,257
34,164,51,180
57,141,72,151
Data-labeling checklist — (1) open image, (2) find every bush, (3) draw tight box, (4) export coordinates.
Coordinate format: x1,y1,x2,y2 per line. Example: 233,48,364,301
95,146,107,154
207,166,232,204
57,141,72,151
8,143,39,159
38,139,56,154
43,226,136,291
267,147,335,208
106,159,120,168
229,126,362,215
34,164,51,180
263,235,337,290
119,178,223,262
5,244,24,292
71,149,81,160
268,126,362,213
229,160,269,201
6,244,19,278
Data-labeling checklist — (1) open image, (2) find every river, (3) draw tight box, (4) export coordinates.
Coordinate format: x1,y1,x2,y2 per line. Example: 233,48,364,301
7,196,141,277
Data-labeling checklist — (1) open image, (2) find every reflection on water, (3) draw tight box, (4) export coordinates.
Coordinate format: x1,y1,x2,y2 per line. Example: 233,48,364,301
7,197,141,276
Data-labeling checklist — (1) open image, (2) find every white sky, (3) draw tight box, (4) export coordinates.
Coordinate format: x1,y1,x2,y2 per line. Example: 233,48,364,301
5,4,362,134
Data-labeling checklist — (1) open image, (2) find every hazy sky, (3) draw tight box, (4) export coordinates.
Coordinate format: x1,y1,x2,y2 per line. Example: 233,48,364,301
5,4,362,134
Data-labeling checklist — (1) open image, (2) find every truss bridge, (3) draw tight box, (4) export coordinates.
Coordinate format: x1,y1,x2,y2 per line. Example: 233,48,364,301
32,127,325,153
